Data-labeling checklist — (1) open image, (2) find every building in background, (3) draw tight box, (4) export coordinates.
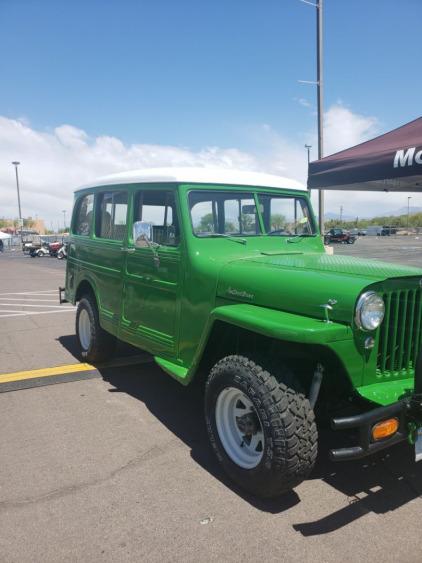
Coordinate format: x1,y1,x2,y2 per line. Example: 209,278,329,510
0,217,46,234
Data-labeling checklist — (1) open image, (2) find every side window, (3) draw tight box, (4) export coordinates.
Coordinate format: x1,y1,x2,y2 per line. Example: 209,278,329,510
135,190,179,246
96,191,128,241
73,194,94,236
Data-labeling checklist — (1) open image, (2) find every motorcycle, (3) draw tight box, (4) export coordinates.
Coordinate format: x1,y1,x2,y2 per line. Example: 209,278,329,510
56,242,68,260
47,241,62,257
30,242,50,257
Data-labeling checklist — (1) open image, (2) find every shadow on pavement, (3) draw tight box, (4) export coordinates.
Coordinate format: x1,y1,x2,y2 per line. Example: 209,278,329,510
58,333,422,523
57,334,142,361
293,434,422,535
100,361,300,514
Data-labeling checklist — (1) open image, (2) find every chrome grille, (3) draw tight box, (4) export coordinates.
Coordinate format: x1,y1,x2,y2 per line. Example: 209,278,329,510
377,288,422,377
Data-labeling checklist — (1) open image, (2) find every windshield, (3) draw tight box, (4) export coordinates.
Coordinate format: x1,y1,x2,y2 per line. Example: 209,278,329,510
257,193,314,236
188,190,316,237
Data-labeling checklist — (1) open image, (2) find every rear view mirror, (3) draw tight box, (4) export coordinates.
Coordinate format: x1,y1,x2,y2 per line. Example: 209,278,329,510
133,221,154,248
242,204,263,214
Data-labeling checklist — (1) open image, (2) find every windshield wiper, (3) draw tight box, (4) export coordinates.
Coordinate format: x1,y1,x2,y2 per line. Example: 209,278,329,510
209,233,247,245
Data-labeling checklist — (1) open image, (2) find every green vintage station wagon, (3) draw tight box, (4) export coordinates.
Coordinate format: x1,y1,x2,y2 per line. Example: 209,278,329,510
63,167,422,498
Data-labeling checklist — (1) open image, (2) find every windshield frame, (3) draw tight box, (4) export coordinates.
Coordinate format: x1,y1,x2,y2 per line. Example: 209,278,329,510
187,188,317,239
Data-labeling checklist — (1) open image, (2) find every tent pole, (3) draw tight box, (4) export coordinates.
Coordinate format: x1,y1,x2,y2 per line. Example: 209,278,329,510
317,0,324,234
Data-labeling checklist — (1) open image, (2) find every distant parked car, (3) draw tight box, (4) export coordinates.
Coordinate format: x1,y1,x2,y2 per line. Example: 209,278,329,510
350,228,366,237
381,226,397,236
324,228,356,245
366,226,383,236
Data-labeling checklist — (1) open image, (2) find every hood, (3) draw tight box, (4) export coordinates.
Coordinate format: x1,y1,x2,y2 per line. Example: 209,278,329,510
217,252,422,323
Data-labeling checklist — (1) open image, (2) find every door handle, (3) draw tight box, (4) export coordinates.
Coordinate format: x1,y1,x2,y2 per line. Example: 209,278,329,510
121,247,135,253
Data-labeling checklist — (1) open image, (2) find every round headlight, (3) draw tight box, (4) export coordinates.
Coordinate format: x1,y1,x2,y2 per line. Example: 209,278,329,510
355,291,385,331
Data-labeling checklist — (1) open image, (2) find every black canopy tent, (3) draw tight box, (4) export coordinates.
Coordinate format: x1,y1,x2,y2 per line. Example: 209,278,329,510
308,117,422,192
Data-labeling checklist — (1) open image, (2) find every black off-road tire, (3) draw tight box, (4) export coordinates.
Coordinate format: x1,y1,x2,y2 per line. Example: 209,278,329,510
76,294,116,362
204,355,318,498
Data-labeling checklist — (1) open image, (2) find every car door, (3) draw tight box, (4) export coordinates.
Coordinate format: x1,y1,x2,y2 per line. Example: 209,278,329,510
92,190,128,334
121,188,181,356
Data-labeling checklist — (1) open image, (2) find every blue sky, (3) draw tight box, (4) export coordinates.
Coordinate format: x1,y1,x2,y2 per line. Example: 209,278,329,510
0,0,421,221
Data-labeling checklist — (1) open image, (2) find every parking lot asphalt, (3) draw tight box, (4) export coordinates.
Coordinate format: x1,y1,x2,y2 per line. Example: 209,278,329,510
1,241,422,562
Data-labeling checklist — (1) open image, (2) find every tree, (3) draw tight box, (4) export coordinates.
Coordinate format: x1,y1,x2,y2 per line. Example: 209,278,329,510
224,221,236,232
198,213,215,232
270,214,286,231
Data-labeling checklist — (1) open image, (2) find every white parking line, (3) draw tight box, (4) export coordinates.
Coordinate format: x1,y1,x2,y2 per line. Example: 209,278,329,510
0,303,73,309
0,309,75,318
0,290,75,318
0,290,58,296
0,309,33,314
0,298,61,302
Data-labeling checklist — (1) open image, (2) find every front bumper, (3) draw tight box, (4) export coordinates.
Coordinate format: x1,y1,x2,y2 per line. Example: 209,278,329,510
330,394,422,461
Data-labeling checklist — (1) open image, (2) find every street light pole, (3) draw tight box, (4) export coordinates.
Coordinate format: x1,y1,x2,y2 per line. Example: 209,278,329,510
305,144,312,194
299,0,324,233
62,210,66,233
407,196,412,233
316,0,324,234
11,161,23,241
305,144,312,165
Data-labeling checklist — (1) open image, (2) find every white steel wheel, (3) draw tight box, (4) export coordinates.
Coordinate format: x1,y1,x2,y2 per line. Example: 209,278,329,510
215,387,264,469
78,308,92,351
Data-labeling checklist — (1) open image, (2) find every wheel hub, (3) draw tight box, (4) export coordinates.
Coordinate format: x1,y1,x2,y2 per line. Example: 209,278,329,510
215,387,265,469
236,411,259,436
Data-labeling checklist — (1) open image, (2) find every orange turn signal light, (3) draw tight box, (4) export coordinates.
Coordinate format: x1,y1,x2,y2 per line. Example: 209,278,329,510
372,418,399,441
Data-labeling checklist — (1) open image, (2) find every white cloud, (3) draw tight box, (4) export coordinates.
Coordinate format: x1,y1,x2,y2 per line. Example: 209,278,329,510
317,104,387,219
0,117,261,224
293,97,311,108
0,107,419,226
324,104,378,155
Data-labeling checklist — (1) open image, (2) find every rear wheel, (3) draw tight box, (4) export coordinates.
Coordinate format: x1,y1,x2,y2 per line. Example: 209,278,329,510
205,355,317,498
76,294,116,362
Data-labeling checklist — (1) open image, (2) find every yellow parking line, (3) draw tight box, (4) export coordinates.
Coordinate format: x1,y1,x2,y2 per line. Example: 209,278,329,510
0,354,152,385
0,363,95,384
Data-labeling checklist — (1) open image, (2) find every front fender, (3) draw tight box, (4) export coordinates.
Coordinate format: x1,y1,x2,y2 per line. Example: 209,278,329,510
208,304,351,344
155,304,353,385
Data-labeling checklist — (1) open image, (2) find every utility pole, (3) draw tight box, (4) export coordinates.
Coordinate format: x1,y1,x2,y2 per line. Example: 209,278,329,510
339,205,343,224
305,144,312,194
407,196,412,233
316,0,324,234
299,0,324,233
62,210,67,232
305,144,312,165
12,161,23,241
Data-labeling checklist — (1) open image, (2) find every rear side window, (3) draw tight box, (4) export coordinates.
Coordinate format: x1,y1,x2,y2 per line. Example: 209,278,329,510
96,191,128,241
73,194,94,236
134,190,179,246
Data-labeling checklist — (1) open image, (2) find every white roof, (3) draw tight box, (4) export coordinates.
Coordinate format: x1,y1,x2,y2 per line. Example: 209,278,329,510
79,167,305,191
